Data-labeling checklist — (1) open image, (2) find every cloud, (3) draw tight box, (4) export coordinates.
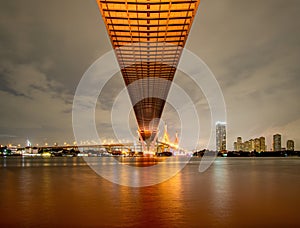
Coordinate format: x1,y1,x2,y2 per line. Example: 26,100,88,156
0,0,112,145
186,0,300,149
0,60,73,144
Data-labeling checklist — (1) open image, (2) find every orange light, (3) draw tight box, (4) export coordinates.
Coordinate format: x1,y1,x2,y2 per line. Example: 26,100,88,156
96,0,200,143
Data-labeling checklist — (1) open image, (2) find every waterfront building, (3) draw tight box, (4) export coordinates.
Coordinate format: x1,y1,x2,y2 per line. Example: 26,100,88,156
233,137,243,151
233,142,237,151
254,138,261,152
287,140,295,151
243,141,250,152
273,134,281,151
216,122,226,152
237,137,243,151
250,139,255,151
234,136,266,152
260,137,266,152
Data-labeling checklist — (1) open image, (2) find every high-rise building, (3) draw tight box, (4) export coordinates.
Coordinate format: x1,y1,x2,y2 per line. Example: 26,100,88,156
233,142,237,151
243,141,250,152
237,137,243,151
216,122,226,152
287,140,295,151
254,138,261,152
249,139,255,151
273,134,281,151
233,137,243,151
260,137,266,152
239,136,266,152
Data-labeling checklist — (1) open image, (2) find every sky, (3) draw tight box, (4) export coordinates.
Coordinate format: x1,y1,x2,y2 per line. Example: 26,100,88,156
0,0,299,150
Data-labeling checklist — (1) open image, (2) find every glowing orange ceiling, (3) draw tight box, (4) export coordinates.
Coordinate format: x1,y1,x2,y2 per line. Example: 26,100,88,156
96,0,200,143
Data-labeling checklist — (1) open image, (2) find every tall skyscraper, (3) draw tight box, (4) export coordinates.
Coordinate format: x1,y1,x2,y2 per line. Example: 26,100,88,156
216,122,226,152
287,140,295,151
273,134,281,151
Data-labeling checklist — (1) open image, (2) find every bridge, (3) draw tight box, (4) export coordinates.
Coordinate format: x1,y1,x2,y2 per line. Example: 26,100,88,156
95,0,200,152
17,140,186,157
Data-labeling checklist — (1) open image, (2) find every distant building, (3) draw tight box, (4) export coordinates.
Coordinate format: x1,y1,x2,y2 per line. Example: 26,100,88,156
233,142,237,151
216,122,226,152
287,140,294,151
234,136,266,152
237,137,243,151
260,137,266,152
254,138,260,152
273,134,281,151
250,139,255,151
243,141,250,152
233,137,243,151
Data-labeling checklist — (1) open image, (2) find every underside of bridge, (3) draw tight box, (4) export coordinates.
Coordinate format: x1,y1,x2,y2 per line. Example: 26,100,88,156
96,0,200,147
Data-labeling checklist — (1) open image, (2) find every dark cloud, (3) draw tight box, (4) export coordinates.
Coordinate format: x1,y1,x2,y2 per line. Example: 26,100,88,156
187,0,300,149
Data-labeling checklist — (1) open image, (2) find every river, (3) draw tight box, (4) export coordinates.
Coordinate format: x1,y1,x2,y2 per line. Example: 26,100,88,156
0,157,299,227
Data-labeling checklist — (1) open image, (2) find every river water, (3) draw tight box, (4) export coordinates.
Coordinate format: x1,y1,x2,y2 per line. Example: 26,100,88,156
0,157,299,227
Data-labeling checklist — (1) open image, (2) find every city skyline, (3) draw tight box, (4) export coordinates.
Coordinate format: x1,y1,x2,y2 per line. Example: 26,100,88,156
233,134,295,152
0,0,300,150
0,129,296,153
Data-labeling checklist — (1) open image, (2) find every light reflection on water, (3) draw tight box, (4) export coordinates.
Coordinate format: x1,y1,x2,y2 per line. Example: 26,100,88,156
85,157,190,187
0,157,299,227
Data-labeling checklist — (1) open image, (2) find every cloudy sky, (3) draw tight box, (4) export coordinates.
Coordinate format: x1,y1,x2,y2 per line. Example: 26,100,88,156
0,0,299,150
